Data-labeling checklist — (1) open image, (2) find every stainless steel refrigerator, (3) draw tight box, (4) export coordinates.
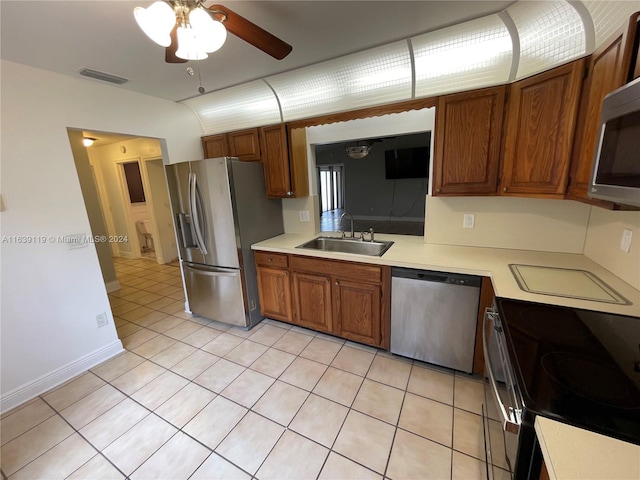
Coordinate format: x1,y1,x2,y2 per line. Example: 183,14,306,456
165,157,284,328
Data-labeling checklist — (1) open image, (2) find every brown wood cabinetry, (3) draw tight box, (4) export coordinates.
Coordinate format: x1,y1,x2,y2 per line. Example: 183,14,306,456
228,128,261,161
255,252,292,322
292,271,333,332
433,86,506,195
202,134,229,159
501,59,585,197
255,252,390,348
260,124,309,198
568,13,639,203
202,128,261,161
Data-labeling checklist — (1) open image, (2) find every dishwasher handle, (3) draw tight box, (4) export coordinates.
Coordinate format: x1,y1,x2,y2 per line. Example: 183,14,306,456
391,268,482,287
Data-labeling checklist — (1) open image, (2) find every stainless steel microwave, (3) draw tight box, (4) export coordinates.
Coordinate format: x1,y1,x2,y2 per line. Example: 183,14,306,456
589,76,640,207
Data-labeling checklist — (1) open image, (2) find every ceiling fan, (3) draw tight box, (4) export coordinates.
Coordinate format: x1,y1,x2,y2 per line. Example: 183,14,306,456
134,1,293,63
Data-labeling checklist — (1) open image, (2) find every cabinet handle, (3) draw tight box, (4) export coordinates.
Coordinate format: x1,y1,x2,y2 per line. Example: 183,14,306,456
286,191,294,196
334,281,339,286
436,188,441,193
503,187,508,192
268,258,272,262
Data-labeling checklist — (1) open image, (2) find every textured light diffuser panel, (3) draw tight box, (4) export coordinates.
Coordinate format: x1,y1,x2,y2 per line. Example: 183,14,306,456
581,0,640,50
413,14,513,98
509,0,586,79
182,80,281,135
266,41,412,122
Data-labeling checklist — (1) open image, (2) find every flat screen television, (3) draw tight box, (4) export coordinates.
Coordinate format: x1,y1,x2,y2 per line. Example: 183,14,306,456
384,145,430,179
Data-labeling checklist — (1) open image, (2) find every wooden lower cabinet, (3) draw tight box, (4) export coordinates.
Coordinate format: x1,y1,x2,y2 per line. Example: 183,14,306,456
334,279,381,346
292,271,333,333
255,252,390,349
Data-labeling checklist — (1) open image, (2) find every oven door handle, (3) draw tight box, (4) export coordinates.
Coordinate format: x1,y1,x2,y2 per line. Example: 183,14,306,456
483,308,521,434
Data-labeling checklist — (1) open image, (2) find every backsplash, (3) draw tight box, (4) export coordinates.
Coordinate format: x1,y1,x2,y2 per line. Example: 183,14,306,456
424,196,591,254
584,208,640,291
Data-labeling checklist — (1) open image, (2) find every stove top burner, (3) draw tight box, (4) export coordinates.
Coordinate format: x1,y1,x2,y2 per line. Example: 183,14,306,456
519,307,594,341
542,352,640,410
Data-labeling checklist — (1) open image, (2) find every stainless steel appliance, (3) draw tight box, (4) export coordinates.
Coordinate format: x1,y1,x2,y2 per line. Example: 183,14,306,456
390,268,481,373
165,157,284,328
589,75,640,207
483,299,640,479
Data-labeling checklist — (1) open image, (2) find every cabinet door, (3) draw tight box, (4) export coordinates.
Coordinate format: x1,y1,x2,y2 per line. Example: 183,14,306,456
202,134,229,159
260,124,292,198
433,86,506,195
334,279,381,347
256,266,292,322
569,13,639,201
501,59,584,197
288,127,309,197
291,271,332,333
228,128,261,161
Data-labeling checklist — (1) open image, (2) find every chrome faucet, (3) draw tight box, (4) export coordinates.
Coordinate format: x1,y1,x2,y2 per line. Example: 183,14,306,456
339,211,354,238
361,227,375,242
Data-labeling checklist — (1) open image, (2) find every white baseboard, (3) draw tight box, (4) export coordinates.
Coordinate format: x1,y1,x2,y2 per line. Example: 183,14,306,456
118,251,135,259
105,280,121,293
0,340,124,414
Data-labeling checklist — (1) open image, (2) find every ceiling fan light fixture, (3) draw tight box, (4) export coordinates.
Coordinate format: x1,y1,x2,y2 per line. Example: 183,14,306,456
175,25,209,60
345,145,371,159
133,1,175,47
189,7,227,53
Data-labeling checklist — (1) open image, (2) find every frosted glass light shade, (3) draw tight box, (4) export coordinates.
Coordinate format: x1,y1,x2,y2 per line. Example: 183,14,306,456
413,14,512,97
581,1,640,50
508,1,586,79
182,80,281,134
267,41,412,122
176,26,208,60
189,8,227,53
133,1,175,47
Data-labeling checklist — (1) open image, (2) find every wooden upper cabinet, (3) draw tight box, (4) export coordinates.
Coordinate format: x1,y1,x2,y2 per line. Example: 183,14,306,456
228,128,261,161
261,124,292,197
632,13,640,80
202,134,229,159
260,124,309,198
568,12,639,203
433,86,506,195
501,59,585,197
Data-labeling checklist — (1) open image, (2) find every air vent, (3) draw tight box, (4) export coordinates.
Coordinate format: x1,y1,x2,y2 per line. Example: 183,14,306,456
79,68,129,85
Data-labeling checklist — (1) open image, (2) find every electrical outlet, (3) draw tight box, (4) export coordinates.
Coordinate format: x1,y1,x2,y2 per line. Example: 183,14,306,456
299,210,310,222
621,229,633,253
96,312,108,328
463,213,475,229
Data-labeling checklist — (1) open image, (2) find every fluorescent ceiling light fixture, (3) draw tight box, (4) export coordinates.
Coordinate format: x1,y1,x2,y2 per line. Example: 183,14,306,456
134,1,227,60
82,137,96,147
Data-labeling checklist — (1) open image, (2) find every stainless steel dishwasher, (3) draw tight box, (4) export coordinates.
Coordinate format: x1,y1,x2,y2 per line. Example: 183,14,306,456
390,268,481,373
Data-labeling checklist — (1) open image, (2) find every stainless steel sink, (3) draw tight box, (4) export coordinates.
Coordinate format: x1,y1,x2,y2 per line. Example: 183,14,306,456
296,236,394,257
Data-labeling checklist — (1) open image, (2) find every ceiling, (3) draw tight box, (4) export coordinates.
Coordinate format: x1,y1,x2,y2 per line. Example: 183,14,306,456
1,1,516,103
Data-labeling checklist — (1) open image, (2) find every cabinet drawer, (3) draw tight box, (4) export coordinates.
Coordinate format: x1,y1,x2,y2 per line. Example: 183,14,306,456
290,255,382,283
255,251,289,268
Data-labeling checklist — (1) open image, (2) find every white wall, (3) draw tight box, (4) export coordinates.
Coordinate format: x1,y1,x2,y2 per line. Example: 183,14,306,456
584,208,640,291
0,60,202,411
425,196,592,253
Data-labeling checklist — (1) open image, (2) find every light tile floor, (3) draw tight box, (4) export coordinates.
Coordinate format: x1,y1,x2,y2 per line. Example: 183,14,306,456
0,257,509,480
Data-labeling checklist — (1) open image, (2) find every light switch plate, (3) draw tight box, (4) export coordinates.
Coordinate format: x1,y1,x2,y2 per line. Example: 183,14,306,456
299,210,310,222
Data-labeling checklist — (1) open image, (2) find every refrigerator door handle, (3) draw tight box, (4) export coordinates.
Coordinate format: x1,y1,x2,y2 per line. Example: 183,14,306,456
189,172,208,256
183,264,237,277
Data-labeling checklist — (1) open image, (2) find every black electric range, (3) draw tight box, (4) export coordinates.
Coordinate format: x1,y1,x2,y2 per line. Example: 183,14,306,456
496,297,640,445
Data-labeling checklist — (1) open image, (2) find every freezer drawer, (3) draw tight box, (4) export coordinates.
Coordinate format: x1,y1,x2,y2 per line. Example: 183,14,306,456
182,262,247,327
390,269,481,373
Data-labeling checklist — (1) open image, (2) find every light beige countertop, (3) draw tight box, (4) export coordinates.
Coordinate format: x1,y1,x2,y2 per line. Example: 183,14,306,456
252,233,640,316
535,417,640,480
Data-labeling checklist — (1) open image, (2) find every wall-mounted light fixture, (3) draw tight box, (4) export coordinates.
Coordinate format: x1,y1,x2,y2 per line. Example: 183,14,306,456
82,137,97,147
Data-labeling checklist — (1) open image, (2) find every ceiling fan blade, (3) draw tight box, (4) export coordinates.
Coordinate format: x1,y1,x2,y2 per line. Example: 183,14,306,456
165,23,187,63
208,4,292,60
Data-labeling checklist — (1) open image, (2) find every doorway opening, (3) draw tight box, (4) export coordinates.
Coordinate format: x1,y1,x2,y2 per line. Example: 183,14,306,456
317,165,345,232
